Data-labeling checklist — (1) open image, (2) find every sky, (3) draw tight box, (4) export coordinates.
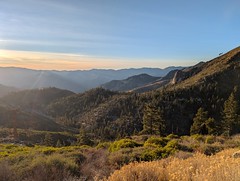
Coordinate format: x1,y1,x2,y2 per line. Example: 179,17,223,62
0,0,239,70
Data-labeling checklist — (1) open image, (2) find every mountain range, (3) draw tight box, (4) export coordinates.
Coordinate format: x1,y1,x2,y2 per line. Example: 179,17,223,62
0,67,182,93
0,46,240,138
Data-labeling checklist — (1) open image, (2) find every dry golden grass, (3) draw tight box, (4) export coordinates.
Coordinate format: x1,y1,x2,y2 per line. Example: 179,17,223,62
105,149,240,181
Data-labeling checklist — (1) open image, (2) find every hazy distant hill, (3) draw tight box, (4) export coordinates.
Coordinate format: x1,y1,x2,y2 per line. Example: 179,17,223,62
0,67,182,92
0,84,17,97
101,73,160,92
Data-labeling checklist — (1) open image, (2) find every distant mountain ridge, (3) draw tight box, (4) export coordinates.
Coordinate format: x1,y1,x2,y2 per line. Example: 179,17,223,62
0,67,183,92
101,73,161,92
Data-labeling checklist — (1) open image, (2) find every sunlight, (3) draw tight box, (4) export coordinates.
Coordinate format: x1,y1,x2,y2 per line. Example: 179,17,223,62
0,50,7,58
0,49,194,70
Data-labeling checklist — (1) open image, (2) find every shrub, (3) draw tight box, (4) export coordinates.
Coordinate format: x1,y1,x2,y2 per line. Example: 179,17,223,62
108,139,141,152
41,147,58,155
107,149,240,181
24,154,79,181
166,134,179,139
191,134,205,142
205,135,215,144
141,148,165,161
0,161,12,181
108,148,133,167
143,137,167,148
96,142,111,149
165,140,179,150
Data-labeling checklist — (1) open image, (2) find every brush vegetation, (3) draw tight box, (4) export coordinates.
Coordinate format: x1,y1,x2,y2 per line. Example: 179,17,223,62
0,134,239,180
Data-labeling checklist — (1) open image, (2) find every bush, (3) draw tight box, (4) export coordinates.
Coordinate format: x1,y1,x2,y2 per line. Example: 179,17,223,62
205,135,215,144
24,154,79,181
108,148,133,167
165,140,179,150
96,142,111,149
144,137,167,148
41,147,58,155
191,134,205,142
141,148,165,161
0,161,12,181
108,139,141,152
166,134,179,139
107,149,240,181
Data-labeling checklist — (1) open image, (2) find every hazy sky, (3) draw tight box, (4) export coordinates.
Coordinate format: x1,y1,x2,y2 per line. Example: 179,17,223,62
0,0,239,70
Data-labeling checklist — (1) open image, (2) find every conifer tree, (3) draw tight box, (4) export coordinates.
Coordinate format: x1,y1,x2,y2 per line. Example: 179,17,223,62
78,129,94,146
223,90,240,135
142,104,166,136
205,117,218,135
44,133,54,146
190,108,208,135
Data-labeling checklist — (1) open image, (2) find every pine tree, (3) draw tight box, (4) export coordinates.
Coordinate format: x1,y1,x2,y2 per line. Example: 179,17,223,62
142,104,166,136
223,91,240,135
205,117,218,135
190,108,208,135
78,129,94,146
44,133,54,146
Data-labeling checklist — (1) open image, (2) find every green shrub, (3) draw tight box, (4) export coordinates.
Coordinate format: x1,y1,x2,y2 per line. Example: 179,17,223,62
166,134,179,139
5,144,18,150
141,148,164,161
108,149,133,166
108,139,141,152
197,145,222,155
96,142,111,149
144,137,167,148
41,147,58,155
25,154,79,180
165,140,179,149
205,135,215,144
191,134,205,142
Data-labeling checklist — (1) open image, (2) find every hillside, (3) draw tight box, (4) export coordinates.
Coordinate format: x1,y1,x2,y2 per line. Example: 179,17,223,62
0,88,74,131
1,87,74,112
0,105,62,131
143,46,240,135
171,46,240,89
47,88,118,120
101,73,160,92
47,88,143,139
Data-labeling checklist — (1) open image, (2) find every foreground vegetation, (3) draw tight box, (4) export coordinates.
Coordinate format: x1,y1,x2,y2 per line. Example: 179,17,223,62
106,149,240,181
0,134,239,181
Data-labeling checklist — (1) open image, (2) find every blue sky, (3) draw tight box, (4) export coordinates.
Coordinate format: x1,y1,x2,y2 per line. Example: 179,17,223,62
0,0,239,70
